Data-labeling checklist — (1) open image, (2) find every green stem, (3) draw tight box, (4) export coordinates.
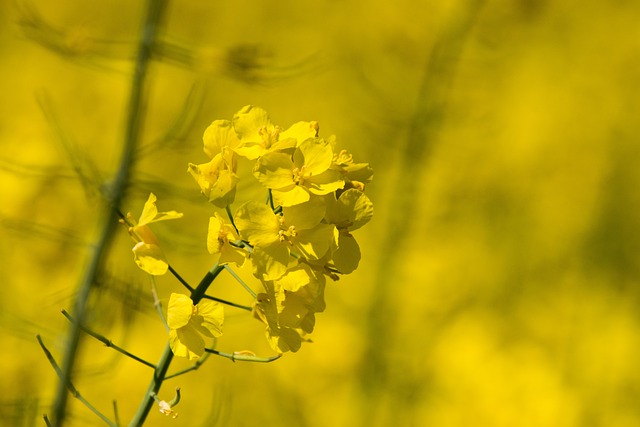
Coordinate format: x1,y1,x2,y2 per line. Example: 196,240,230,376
61,310,157,369
168,265,194,292
128,264,223,426
128,343,174,427
223,264,257,298
51,0,168,423
38,335,117,426
205,348,281,363
201,294,252,311
225,205,239,235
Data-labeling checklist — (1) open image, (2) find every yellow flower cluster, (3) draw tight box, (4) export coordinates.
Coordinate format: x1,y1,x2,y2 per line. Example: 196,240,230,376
201,106,374,353
125,106,373,356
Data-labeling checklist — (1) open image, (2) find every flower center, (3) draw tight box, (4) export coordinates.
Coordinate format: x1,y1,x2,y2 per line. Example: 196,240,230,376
292,165,307,185
259,125,280,149
277,217,297,243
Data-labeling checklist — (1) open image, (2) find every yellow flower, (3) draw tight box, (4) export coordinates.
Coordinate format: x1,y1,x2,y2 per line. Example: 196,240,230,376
232,105,319,160
167,293,224,360
323,189,373,274
235,198,335,280
253,264,326,353
128,193,183,275
207,212,246,266
253,137,345,206
188,120,240,208
329,137,374,190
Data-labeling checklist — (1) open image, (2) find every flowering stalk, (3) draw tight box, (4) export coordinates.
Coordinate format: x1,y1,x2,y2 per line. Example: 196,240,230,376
129,264,224,426
50,0,168,424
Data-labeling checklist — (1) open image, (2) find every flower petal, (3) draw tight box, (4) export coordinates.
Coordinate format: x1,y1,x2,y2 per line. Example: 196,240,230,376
171,327,205,360
132,242,168,275
294,138,333,176
252,244,290,281
167,293,194,329
233,105,272,143
234,201,280,246
195,300,224,337
332,233,361,274
253,152,295,190
203,119,240,158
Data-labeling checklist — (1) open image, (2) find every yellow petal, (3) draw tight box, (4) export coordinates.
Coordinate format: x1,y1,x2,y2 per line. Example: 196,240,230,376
171,327,205,360
203,119,240,158
132,242,168,275
138,193,183,225
167,293,194,329
232,105,273,143
195,300,224,337
234,201,280,246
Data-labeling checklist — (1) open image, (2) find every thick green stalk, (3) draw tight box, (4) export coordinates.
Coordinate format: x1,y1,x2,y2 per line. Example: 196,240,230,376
51,0,168,425
128,264,224,426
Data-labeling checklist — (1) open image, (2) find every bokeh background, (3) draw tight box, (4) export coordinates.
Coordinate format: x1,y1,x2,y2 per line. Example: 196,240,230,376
2,0,640,426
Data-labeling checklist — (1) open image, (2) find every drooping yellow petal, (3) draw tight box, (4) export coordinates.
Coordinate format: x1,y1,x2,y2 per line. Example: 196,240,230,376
172,327,205,360
132,242,169,275
332,233,361,274
195,300,224,337
167,293,194,330
275,263,315,292
169,329,193,359
305,169,345,195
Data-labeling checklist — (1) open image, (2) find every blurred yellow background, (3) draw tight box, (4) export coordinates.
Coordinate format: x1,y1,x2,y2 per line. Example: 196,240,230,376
2,0,640,426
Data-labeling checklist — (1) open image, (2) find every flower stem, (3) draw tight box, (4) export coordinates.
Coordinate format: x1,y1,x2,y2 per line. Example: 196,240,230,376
51,0,168,423
60,310,157,369
128,263,223,426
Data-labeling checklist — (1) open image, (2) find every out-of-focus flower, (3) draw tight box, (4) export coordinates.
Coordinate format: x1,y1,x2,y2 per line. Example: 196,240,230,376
127,193,183,275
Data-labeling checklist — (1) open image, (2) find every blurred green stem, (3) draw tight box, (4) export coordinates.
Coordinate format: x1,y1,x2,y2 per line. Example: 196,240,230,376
51,0,169,425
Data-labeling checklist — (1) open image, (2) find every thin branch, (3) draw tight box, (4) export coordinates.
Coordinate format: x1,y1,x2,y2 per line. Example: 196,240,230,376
61,310,156,369
201,294,252,311
223,265,257,299
37,335,117,427
113,401,121,427
149,276,169,331
129,264,224,426
205,348,281,363
168,264,194,292
164,353,210,380
225,205,239,235
266,189,275,211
